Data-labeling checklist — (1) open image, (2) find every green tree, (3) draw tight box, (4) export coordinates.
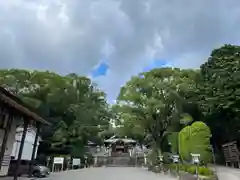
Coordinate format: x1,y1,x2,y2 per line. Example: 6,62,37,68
0,69,112,157
116,68,199,155
199,44,240,147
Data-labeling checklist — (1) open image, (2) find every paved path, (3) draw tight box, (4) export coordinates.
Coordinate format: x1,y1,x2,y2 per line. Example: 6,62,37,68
44,167,175,180
215,166,240,180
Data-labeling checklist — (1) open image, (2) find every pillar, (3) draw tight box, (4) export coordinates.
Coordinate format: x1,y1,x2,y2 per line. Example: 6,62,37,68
13,119,29,180
28,123,40,177
0,114,11,170
94,157,97,166
144,154,147,165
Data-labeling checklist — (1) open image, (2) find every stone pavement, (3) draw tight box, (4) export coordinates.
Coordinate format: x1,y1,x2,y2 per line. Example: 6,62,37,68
44,167,175,180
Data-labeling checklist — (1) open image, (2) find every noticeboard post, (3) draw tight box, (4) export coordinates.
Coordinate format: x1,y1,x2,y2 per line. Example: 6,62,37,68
72,158,81,169
52,157,64,172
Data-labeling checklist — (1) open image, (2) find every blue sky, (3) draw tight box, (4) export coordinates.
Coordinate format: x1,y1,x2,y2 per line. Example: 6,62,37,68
91,60,171,78
142,60,170,72
91,62,109,77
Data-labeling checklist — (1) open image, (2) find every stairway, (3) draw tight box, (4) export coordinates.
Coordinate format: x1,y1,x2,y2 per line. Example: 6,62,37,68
106,154,134,167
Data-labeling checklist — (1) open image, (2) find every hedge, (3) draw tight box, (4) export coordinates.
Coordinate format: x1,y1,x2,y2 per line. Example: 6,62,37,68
179,121,212,164
168,163,214,176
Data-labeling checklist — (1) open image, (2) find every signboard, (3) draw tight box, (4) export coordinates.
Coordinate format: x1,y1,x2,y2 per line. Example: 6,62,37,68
72,158,81,166
191,153,200,164
1,155,10,166
172,155,180,163
53,157,64,164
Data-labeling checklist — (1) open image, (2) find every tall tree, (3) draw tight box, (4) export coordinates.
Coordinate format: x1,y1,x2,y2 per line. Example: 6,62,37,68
0,69,112,157
115,68,199,155
199,44,240,147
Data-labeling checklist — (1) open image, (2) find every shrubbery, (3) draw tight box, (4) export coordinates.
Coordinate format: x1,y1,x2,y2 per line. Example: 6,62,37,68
178,121,212,164
168,163,214,176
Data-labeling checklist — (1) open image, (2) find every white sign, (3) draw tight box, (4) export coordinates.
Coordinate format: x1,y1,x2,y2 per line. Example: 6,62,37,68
53,157,64,164
72,158,81,166
172,155,180,163
191,153,200,164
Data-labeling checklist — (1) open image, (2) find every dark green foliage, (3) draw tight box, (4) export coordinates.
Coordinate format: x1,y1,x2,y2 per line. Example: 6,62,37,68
199,44,240,146
168,132,179,153
0,69,111,157
115,68,200,155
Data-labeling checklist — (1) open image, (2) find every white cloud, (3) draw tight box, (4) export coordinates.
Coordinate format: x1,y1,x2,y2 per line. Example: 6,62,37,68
0,0,240,102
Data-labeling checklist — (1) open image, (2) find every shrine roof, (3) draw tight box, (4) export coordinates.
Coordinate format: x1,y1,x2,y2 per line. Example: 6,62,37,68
104,138,136,143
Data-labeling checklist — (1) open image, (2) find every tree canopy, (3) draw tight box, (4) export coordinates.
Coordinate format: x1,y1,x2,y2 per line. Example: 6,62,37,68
0,69,112,157
113,44,240,163
1,44,240,164
199,44,240,147
114,68,199,154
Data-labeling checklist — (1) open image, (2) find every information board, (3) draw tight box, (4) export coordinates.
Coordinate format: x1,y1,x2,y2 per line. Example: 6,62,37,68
72,158,81,166
53,157,64,164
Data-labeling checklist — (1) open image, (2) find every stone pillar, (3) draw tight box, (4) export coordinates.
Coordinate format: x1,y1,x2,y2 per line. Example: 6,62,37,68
129,148,132,157
108,146,112,156
144,154,147,165
94,157,98,166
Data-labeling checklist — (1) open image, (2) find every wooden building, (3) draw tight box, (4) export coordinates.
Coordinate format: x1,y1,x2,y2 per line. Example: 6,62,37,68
222,141,240,168
0,87,50,179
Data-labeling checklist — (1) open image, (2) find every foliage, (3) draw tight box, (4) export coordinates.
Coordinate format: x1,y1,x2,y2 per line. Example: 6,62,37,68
179,126,191,161
190,122,212,164
0,69,111,157
114,68,199,155
168,132,179,153
147,148,159,165
2,44,240,165
199,44,240,145
179,121,212,163
168,164,214,176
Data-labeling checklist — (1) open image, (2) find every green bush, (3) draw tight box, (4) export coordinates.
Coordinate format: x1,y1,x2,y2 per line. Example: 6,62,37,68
178,164,185,171
198,167,214,176
190,122,212,164
163,152,172,164
168,164,214,177
179,126,191,161
187,166,196,174
179,121,212,164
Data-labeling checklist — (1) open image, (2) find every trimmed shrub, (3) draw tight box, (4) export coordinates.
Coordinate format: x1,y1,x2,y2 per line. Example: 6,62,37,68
179,126,191,161
168,163,214,177
179,121,212,164
190,122,212,164
198,167,214,176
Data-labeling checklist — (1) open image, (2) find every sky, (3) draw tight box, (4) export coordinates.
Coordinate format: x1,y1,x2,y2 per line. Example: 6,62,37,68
0,0,240,103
